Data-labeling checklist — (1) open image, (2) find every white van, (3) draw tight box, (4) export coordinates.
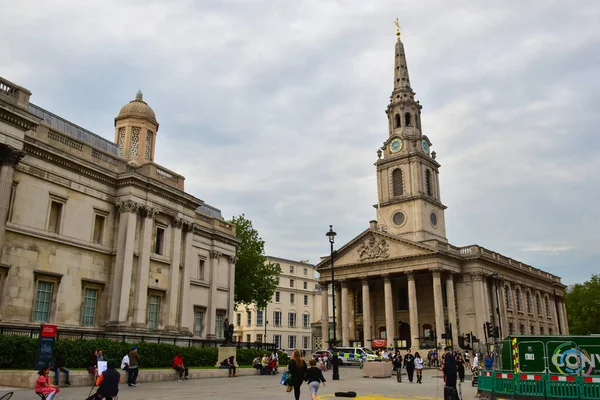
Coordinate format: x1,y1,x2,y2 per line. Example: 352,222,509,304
336,347,379,365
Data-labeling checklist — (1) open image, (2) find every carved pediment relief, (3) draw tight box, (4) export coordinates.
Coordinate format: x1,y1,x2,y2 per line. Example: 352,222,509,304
357,235,390,261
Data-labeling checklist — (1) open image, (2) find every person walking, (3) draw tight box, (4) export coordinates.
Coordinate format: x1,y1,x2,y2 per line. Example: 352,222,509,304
392,350,403,382
305,358,326,400
127,346,140,387
288,349,307,400
457,354,466,382
414,352,424,384
404,349,416,383
173,353,189,381
443,347,458,389
271,350,279,373
35,365,60,400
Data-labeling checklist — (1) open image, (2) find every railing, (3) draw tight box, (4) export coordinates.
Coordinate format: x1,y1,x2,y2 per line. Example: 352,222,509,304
0,326,275,351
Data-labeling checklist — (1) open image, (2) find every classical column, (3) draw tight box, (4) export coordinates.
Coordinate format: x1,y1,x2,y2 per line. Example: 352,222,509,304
179,222,194,334
348,286,356,343
206,250,221,338
472,272,487,343
341,280,350,346
110,200,139,324
381,274,394,347
407,271,419,350
335,283,342,343
559,299,568,334
165,218,183,330
0,147,25,252
362,279,371,347
228,255,237,326
445,273,459,347
132,206,158,327
482,276,492,322
498,282,509,338
551,292,560,334
321,283,329,349
431,268,445,347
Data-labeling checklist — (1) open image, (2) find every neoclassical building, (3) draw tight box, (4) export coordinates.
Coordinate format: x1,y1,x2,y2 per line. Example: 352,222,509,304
0,77,238,338
316,31,569,351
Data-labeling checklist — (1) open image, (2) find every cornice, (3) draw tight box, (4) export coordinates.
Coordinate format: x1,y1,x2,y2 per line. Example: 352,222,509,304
0,104,39,132
375,195,447,210
376,152,441,169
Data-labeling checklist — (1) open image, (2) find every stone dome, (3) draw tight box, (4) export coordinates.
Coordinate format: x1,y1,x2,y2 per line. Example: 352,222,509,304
115,90,157,125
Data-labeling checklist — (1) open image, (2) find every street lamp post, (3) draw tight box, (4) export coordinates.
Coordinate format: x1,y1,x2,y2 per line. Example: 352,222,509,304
491,271,503,339
264,304,268,348
326,225,340,381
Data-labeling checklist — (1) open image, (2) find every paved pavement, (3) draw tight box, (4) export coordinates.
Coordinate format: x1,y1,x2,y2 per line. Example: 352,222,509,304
0,367,477,399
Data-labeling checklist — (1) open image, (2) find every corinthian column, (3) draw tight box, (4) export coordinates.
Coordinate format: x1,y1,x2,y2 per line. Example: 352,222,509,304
206,250,221,338
133,206,158,327
472,272,487,342
383,274,395,348
0,146,25,252
335,284,342,342
341,280,350,346
362,279,371,347
166,217,184,331
431,268,445,347
407,272,419,350
446,273,459,347
321,283,329,349
179,222,194,334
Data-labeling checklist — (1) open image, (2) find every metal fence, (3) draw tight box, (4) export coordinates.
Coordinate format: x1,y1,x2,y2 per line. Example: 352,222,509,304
0,325,276,351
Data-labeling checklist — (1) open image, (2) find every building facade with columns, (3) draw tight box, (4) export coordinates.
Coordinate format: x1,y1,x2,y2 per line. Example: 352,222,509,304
315,33,569,352
0,76,239,338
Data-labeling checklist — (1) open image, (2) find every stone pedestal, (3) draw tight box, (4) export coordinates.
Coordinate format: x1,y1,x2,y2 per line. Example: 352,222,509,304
362,361,393,378
215,346,237,367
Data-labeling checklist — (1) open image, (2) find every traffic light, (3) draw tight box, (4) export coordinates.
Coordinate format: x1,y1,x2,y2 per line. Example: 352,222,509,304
486,322,495,338
493,327,500,339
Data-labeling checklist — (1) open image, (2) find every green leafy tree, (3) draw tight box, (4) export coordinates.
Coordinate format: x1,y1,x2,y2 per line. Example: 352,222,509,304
565,274,600,334
230,214,281,310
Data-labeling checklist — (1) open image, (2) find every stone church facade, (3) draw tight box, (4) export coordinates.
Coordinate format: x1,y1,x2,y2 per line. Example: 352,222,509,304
0,77,238,338
316,32,569,351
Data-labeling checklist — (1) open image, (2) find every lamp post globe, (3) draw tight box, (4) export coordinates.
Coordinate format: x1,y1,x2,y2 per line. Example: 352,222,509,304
326,225,340,380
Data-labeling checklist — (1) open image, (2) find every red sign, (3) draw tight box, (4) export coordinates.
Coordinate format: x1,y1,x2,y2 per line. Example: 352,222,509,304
41,324,57,338
372,339,386,348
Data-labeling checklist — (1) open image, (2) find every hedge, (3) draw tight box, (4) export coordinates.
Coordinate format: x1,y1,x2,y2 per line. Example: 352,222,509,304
0,335,289,369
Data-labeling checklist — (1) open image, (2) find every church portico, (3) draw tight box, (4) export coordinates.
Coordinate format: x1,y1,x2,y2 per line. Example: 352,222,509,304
316,24,567,352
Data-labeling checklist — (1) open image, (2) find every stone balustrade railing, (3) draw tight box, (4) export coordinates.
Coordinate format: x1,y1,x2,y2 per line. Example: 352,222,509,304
0,76,31,110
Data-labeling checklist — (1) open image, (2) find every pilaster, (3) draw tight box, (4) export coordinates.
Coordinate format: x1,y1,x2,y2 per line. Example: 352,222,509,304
165,217,183,331
132,206,158,327
0,146,25,254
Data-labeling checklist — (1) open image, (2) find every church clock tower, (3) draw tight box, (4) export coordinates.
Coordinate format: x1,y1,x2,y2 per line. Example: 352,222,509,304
375,24,447,243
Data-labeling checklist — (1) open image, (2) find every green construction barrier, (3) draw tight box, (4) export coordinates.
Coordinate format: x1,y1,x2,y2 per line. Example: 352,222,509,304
579,376,600,400
545,374,579,400
515,374,545,398
493,372,516,397
478,371,494,393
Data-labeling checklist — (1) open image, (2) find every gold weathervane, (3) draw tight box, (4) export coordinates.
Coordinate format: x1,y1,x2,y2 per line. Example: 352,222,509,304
394,18,401,41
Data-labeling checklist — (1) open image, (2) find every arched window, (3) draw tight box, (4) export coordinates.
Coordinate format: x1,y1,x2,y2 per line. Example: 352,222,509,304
505,285,512,310
425,169,433,196
394,114,401,128
404,112,412,126
545,296,551,317
415,113,420,129
536,293,542,315
516,288,522,311
392,168,404,196
526,291,532,314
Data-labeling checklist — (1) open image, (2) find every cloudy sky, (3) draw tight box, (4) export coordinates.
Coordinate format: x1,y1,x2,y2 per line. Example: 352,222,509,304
2,0,598,284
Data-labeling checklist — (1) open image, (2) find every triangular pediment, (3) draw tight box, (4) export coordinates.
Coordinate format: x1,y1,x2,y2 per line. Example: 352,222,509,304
316,228,436,271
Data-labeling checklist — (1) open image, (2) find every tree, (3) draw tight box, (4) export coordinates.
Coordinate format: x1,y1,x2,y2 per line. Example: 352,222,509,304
565,274,600,335
229,214,281,310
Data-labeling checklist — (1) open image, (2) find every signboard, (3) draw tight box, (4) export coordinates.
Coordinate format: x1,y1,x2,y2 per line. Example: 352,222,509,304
97,361,108,376
373,339,386,348
34,325,57,370
525,354,535,360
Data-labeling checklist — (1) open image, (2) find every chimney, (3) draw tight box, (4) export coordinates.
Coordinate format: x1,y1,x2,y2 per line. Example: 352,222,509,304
369,220,378,230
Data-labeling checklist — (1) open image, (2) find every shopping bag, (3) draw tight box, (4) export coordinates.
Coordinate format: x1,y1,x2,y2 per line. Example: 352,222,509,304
280,372,288,385
286,384,293,392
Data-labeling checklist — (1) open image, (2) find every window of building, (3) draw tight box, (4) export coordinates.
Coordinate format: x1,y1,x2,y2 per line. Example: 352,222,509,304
303,313,310,329
536,293,542,315
290,265,294,274
516,288,522,311
257,310,263,327
275,277,280,285
526,291,533,314
398,286,409,310
34,281,54,322
273,311,282,327
290,293,295,304
194,309,204,337
304,295,309,306
404,112,411,126
290,279,295,288
236,313,241,327
246,334,251,342
288,312,296,328
274,334,282,349
530,325,535,335
148,295,160,329
549,328,553,336
47,200,64,234
81,288,98,326
216,312,225,339
288,335,297,349
425,169,433,196
545,296,551,317
198,258,206,280
303,281,308,290
303,336,310,349
304,268,308,276
392,169,404,196
154,226,165,255
7,182,17,223
275,291,280,303
540,326,545,335
247,311,252,326
92,213,106,245
505,285,512,310
508,323,515,335
256,333,263,343
519,324,525,335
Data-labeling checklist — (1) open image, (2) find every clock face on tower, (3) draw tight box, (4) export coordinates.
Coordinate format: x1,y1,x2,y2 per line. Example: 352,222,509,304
389,138,403,153
421,140,429,153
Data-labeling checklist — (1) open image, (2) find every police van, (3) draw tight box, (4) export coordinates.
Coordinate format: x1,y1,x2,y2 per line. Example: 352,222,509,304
336,347,379,365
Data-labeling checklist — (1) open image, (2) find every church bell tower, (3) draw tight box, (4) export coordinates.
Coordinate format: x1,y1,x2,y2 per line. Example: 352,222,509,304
375,22,448,243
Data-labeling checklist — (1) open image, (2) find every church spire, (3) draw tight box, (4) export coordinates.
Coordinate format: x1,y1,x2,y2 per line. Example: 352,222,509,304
392,19,414,99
